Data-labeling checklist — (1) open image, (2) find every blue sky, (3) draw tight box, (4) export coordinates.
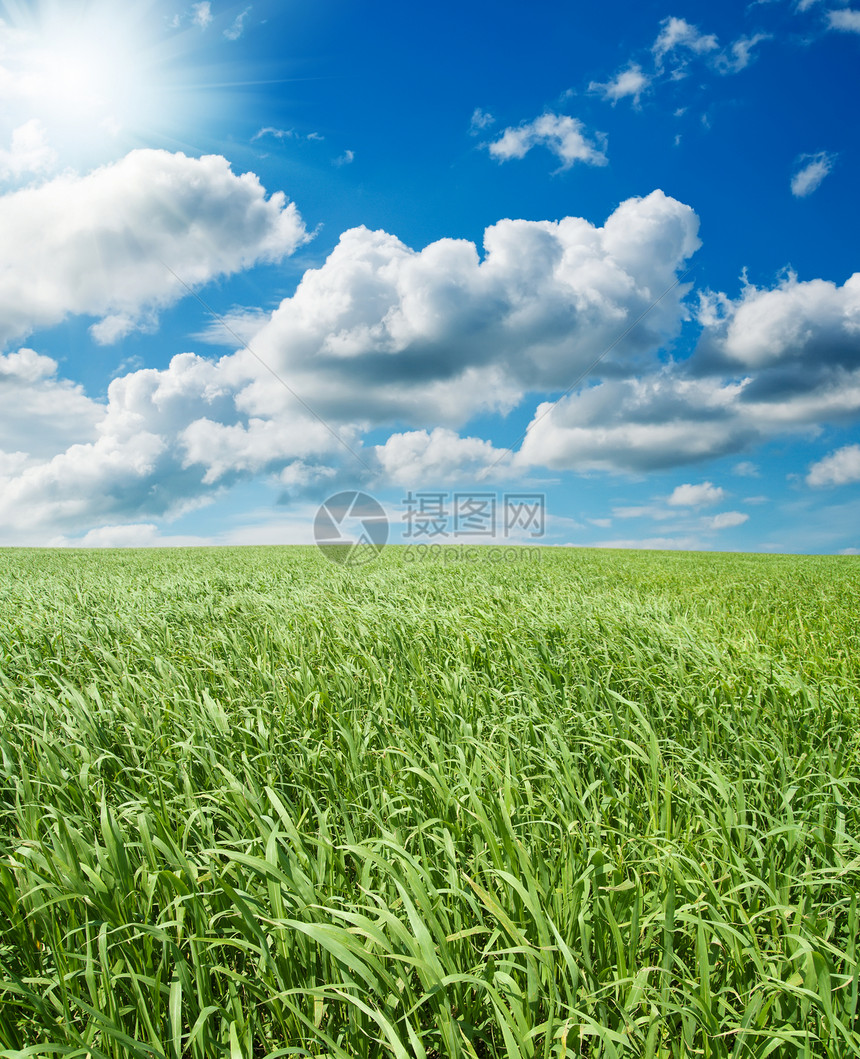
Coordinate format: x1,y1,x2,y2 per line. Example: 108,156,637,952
1,0,859,552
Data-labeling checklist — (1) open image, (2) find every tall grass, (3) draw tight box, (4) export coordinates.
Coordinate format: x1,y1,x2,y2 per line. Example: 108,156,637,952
0,546,858,1057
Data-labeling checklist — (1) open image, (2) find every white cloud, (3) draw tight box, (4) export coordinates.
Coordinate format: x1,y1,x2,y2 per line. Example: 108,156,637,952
593,535,702,550
791,151,837,197
714,34,770,74
515,354,860,475
0,191,702,540
252,127,324,145
651,18,764,78
470,108,495,133
49,511,321,548
0,349,103,460
668,481,725,506
224,7,251,40
488,113,608,170
827,8,860,32
613,505,676,520
517,374,752,473
252,127,294,142
0,149,307,348
191,2,212,29
806,444,860,486
733,460,760,477
588,64,649,106
8,171,860,544
333,149,355,167
180,415,343,484
0,120,57,182
54,523,203,548
701,271,860,369
244,189,700,421
374,428,512,486
707,510,749,529
0,347,346,539
0,347,57,385
653,17,719,66
193,307,272,345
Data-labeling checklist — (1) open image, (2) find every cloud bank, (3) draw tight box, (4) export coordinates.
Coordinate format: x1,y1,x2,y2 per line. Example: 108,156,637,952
0,187,700,537
2,163,860,543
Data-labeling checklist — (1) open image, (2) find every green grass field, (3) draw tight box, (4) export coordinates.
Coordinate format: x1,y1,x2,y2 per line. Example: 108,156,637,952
1,546,858,1058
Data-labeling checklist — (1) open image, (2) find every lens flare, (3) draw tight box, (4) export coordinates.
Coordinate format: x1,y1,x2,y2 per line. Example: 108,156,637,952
0,0,235,171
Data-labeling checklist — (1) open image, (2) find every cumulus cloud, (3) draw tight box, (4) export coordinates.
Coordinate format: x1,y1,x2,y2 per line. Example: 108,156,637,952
517,374,754,473
374,428,513,486
0,348,346,538
827,8,860,31
0,349,103,460
0,347,57,385
0,191,702,539
667,481,725,506
791,151,837,197
515,349,860,475
243,189,700,421
589,64,650,106
181,414,347,485
7,176,860,542
0,119,57,182
807,444,860,486
698,270,860,372
488,113,608,170
0,149,307,348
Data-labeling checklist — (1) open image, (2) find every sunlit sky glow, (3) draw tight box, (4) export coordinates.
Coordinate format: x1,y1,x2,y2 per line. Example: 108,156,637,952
1,0,859,553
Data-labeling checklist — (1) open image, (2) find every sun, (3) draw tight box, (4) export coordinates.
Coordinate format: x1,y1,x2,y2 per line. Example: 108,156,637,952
0,0,221,166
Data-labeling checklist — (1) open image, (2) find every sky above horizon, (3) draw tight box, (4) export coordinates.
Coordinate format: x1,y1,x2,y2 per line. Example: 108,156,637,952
1,0,859,554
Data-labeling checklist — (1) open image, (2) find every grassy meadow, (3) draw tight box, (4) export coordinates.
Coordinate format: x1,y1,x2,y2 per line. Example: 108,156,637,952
0,545,858,1058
